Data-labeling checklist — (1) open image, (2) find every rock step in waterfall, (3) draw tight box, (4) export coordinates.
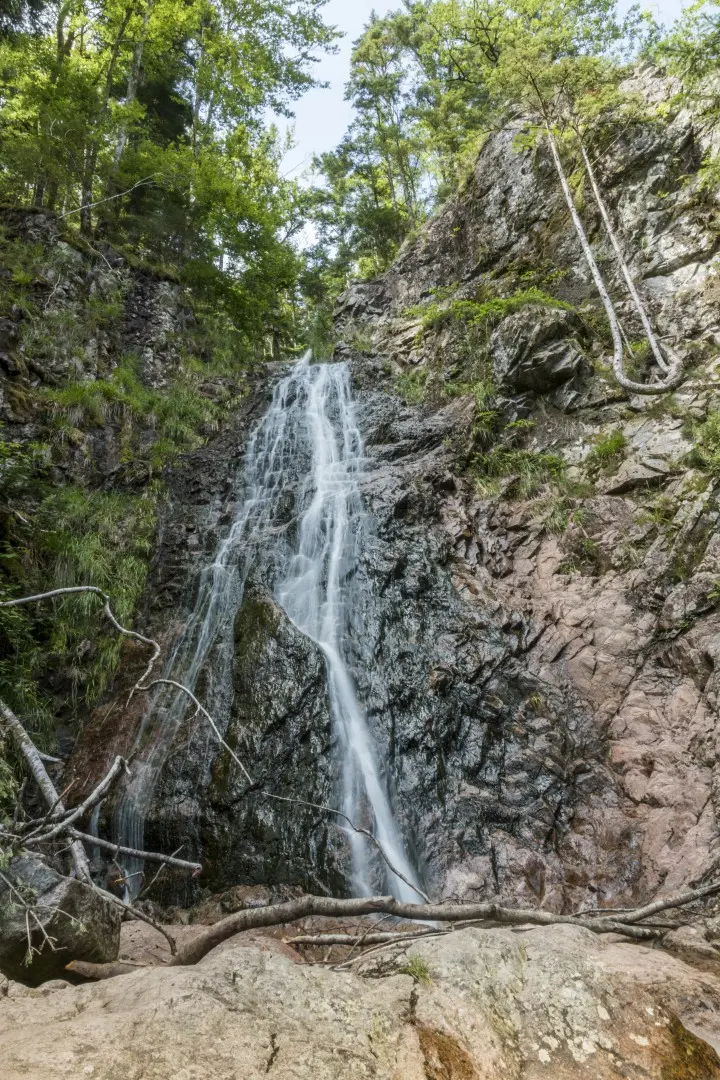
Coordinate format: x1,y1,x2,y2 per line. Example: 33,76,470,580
115,353,422,902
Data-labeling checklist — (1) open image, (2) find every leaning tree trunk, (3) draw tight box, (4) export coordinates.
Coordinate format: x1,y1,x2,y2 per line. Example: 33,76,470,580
577,136,682,378
0,699,92,882
544,123,683,395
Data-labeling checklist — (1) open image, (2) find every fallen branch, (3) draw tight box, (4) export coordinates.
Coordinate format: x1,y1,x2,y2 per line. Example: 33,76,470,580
621,878,720,924
26,756,129,844
0,697,91,882
286,930,440,948
69,829,202,873
169,894,659,968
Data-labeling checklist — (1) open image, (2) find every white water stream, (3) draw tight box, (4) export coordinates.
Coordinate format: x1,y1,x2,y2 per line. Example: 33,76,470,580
116,354,420,901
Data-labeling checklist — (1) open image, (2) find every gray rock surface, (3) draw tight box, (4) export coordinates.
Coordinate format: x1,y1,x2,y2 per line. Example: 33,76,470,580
0,854,120,985
2,925,720,1078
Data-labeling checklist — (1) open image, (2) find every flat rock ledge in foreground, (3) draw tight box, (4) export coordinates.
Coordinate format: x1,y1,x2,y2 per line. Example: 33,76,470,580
3,924,720,1078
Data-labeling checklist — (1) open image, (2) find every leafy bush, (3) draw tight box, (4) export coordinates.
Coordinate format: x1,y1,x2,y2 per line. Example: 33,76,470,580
691,411,720,476
412,286,573,336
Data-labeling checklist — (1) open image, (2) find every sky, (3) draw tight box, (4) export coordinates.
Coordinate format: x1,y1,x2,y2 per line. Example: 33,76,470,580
279,0,691,178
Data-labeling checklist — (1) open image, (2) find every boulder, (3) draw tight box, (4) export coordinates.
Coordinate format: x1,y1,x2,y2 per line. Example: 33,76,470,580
0,854,121,985
2,924,720,1078
491,308,586,392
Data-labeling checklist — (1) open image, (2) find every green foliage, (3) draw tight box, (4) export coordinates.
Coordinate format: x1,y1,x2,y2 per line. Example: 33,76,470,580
403,955,432,984
1,482,158,714
535,493,589,534
585,428,628,476
414,287,573,336
690,410,720,476
471,447,566,499
396,368,428,404
0,0,338,354
45,353,234,472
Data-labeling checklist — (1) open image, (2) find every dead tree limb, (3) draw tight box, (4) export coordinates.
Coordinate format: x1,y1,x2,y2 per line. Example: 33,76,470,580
26,756,129,843
169,895,659,967
576,136,675,376
286,930,440,948
544,122,683,395
69,829,202,873
621,879,720,924
0,697,91,882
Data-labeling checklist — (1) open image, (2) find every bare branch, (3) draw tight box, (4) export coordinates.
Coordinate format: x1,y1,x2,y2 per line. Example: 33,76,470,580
27,757,129,844
68,829,202,873
0,697,91,882
286,930,440,948
60,174,157,219
169,894,659,968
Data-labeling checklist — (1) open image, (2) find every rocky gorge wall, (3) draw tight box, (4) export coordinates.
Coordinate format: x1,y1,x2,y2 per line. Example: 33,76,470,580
53,66,720,920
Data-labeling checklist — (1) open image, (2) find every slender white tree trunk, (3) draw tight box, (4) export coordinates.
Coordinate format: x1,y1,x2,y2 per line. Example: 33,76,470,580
577,138,676,375
545,124,682,394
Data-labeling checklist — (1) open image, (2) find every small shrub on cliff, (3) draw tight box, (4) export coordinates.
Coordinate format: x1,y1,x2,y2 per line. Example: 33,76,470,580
584,428,628,477
413,287,573,338
690,411,720,476
471,447,566,499
403,956,432,984
396,369,428,404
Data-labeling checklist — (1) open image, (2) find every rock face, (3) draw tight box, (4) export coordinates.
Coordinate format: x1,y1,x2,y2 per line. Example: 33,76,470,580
3,925,720,1078
68,67,720,917
0,854,121,985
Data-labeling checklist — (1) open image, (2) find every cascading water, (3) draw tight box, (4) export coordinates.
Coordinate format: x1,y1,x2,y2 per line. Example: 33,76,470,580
115,353,421,902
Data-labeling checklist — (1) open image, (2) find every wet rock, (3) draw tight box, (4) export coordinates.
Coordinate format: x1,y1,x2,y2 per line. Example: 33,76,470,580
0,854,120,985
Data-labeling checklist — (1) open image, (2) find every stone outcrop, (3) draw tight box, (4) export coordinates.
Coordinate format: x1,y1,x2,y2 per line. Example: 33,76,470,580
3,925,720,1078
0,854,120,985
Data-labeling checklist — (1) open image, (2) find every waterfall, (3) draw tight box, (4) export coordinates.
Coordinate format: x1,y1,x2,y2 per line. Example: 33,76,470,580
116,353,421,902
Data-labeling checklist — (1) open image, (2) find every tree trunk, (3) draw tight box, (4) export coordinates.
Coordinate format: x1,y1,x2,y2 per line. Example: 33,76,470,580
109,1,153,184
577,136,677,376
544,124,682,395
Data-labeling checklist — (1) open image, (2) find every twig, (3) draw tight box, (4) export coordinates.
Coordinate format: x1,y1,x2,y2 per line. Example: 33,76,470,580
60,174,157,219
137,845,185,900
